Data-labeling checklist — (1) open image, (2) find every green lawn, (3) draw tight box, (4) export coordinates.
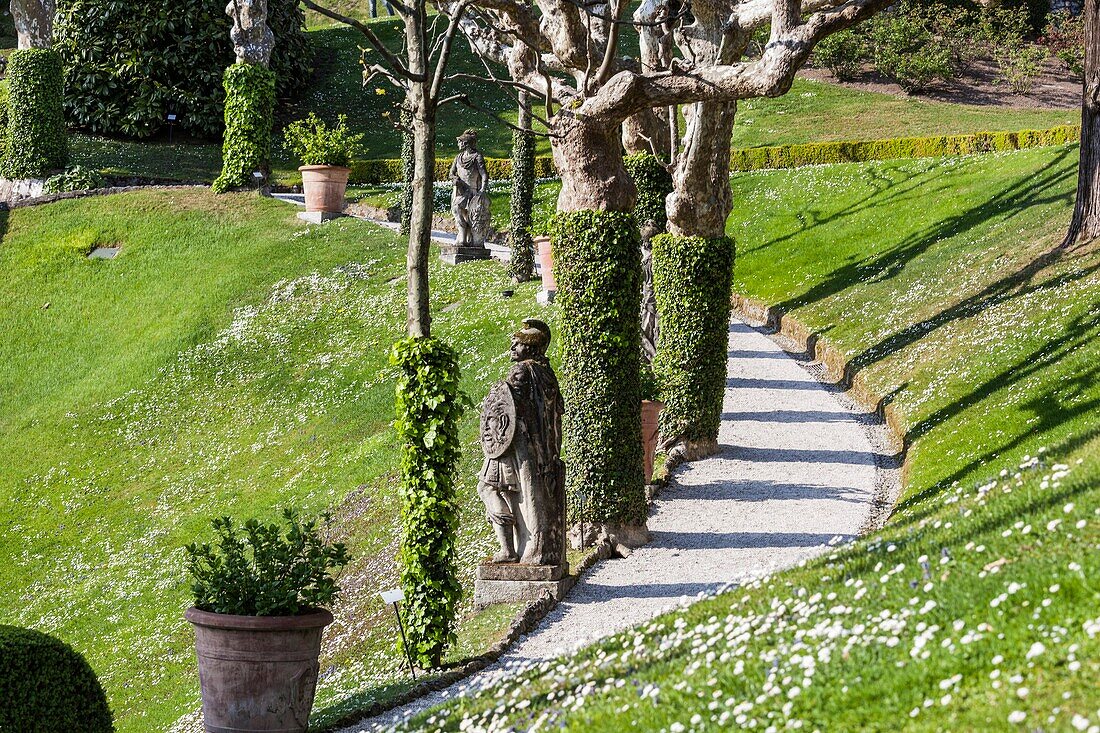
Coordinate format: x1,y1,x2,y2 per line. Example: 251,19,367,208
407,145,1100,731
0,188,557,732
70,22,1079,184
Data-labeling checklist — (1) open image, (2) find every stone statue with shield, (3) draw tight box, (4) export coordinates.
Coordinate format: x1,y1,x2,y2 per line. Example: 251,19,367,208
473,318,570,607
441,129,493,264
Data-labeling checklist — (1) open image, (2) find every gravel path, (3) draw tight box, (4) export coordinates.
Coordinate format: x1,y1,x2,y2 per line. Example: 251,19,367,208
340,317,882,732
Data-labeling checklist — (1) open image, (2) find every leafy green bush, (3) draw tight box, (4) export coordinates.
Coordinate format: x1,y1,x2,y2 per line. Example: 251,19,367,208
4,49,68,179
812,29,867,80
508,124,537,281
284,113,366,168
54,0,309,139
185,508,350,616
44,165,105,193
623,152,673,231
212,63,276,193
0,80,9,162
0,625,114,733
870,9,955,92
995,42,1050,93
550,211,646,527
391,337,466,668
651,234,735,445
1043,11,1084,78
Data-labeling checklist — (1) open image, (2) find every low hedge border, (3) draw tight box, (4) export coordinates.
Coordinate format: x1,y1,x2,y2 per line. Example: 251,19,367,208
347,125,1081,184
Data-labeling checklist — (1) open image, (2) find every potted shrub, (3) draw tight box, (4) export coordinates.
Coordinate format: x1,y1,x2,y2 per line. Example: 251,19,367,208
184,509,350,733
640,362,664,483
284,113,365,214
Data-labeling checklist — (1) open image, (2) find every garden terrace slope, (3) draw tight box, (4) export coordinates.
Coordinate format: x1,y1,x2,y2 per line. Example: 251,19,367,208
0,189,557,732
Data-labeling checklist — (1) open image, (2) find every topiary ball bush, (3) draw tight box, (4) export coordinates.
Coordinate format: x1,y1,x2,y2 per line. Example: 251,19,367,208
0,625,114,733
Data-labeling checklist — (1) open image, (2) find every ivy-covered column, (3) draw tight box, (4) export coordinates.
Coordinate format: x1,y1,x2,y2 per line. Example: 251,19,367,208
551,210,648,546
213,0,276,192
3,48,67,178
507,93,536,282
651,233,735,459
623,153,673,363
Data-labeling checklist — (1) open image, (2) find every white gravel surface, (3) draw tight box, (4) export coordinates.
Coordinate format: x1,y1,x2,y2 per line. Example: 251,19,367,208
340,317,882,732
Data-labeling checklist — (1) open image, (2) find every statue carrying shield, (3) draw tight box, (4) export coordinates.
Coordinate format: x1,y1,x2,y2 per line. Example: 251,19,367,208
477,318,565,566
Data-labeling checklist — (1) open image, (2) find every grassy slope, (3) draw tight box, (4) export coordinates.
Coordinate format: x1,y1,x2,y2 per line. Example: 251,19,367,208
0,189,555,731
410,145,1100,731
70,23,1077,183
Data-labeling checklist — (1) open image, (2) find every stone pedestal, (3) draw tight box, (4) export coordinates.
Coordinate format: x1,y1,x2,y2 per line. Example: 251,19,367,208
473,562,573,609
297,210,343,224
536,288,556,305
440,244,492,264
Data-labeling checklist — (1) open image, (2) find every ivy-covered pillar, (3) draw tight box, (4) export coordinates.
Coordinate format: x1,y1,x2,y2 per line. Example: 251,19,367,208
623,153,673,363
651,233,735,459
551,210,647,545
213,0,276,192
3,47,67,178
507,92,536,282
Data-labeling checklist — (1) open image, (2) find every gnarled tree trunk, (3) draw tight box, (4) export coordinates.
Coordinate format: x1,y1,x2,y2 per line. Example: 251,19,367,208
10,0,54,49
1065,0,1100,246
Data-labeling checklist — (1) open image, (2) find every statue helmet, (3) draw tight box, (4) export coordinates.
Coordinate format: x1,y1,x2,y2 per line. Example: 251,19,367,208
513,317,551,350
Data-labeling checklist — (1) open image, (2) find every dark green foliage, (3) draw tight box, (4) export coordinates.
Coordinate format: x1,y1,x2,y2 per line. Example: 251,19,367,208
212,63,276,194
0,81,9,163
869,9,955,91
400,108,414,236
508,125,536,281
4,49,68,179
391,337,466,668
623,152,673,230
54,0,310,139
812,29,866,80
550,211,646,526
0,625,114,733
44,165,105,193
185,509,351,616
652,235,735,444
283,113,365,168
728,124,1080,171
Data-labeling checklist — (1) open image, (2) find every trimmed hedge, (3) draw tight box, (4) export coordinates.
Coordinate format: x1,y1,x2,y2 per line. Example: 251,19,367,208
0,625,114,733
729,125,1081,171
212,63,276,193
623,152,673,230
652,234,736,444
508,124,537,281
351,154,556,185
551,211,647,527
348,125,1082,184
391,337,465,668
4,49,68,179
54,0,309,139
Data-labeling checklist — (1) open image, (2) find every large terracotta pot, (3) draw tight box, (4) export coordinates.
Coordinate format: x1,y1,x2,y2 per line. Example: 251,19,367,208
642,400,664,483
536,235,555,293
299,165,350,213
185,607,333,733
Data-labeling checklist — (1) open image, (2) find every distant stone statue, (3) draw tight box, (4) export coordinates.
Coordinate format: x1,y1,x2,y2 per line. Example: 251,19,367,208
477,318,565,567
226,0,274,66
450,129,492,248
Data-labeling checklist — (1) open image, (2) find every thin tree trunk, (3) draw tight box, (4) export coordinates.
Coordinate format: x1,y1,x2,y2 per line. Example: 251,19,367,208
1065,0,1100,246
407,99,436,338
10,0,53,49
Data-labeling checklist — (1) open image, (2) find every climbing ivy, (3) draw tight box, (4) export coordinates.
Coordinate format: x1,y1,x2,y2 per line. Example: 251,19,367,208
623,152,673,231
507,124,536,281
550,211,646,527
399,108,414,236
390,337,467,668
212,63,275,194
652,234,736,444
3,49,68,179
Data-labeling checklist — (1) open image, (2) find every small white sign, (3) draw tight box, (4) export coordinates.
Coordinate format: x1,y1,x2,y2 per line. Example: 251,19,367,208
380,588,405,605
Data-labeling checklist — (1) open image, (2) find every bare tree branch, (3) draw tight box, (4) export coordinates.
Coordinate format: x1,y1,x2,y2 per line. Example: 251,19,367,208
302,0,427,82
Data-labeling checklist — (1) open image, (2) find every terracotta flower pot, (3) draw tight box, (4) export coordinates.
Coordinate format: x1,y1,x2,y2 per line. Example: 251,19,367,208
185,607,333,733
641,399,664,483
536,235,555,293
299,165,350,213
